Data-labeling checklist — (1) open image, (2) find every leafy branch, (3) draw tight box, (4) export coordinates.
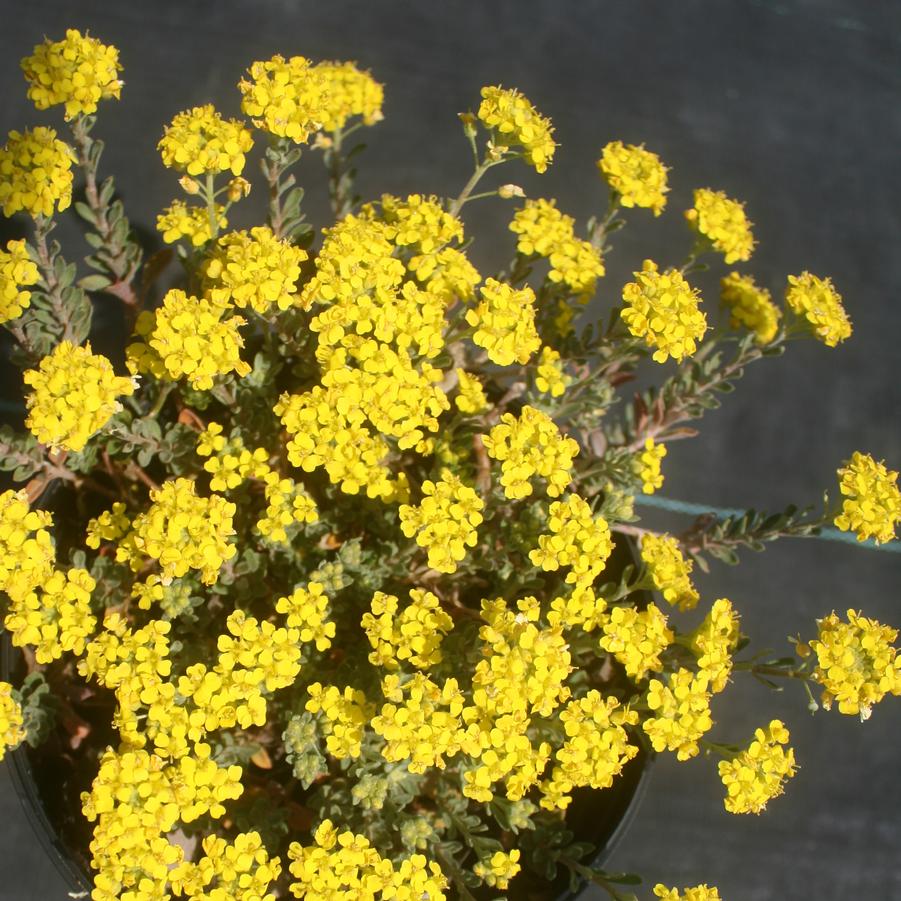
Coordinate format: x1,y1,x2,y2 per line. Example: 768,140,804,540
261,138,311,242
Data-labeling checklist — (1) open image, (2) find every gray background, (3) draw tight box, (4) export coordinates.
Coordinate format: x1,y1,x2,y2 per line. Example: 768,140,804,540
0,1,899,898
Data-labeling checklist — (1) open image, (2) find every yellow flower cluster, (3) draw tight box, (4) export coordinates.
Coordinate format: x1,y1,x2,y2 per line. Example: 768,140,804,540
125,478,237,584
654,885,722,901
197,431,269,493
157,200,227,246
240,55,331,144
621,259,707,363
720,272,781,345
597,141,669,215
806,609,901,718
306,683,374,760
529,493,613,587
685,188,754,264
372,673,468,772
362,589,453,670
0,239,39,324
473,597,572,718
454,368,489,414
718,719,797,814
833,451,900,545
534,346,570,397
158,105,253,177
275,582,335,652
642,668,713,760
466,277,541,366
474,849,521,889
635,437,666,494
21,29,122,119
82,745,243,901
314,61,384,131
287,820,447,901
4,566,96,663
130,574,193,616
257,470,319,543
540,691,638,811
203,226,308,313
399,471,484,573
509,199,604,296
217,609,304,693
0,681,26,761
171,831,281,901
85,501,130,548
411,246,481,304
599,603,672,681
785,271,851,347
23,340,136,452
548,584,607,632
477,86,556,173
0,126,75,218
691,598,740,693
141,289,251,389
371,193,463,254
0,489,55,604
640,533,700,611
483,405,578,499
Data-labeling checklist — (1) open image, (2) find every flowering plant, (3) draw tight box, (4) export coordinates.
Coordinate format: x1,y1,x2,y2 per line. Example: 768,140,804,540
0,27,899,901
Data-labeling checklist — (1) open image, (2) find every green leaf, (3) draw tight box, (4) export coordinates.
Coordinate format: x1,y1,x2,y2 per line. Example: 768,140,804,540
79,273,113,292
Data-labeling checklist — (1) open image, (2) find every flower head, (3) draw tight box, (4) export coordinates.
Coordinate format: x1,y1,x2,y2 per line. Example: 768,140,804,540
239,55,331,144
621,259,707,363
24,341,135,452
599,603,673,681
640,533,699,611
157,200,227,247
466,278,541,366
477,86,556,173
718,719,797,814
0,682,26,761
833,452,900,544
0,127,75,218
0,239,39,324
691,598,740,693
654,884,722,901
635,437,666,494
158,105,253,177
642,669,713,760
597,141,669,215
474,850,521,890
685,188,754,263
785,271,851,347
720,272,781,344
807,609,901,718
21,29,122,119
315,60,384,130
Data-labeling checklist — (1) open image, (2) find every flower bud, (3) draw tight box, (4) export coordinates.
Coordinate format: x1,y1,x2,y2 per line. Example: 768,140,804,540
497,184,525,200
179,176,201,195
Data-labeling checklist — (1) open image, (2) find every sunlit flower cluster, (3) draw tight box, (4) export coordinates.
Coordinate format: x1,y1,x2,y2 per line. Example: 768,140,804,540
685,188,754,264
635,437,666,494
0,681,26,761
640,533,700,611
362,588,453,670
0,238,39,324
720,271,781,345
691,598,740,693
621,259,707,363
0,490,55,604
466,277,541,366
474,849,522,889
158,105,253,177
0,126,75,218
21,29,122,119
157,199,228,246
833,451,900,545
785,271,851,347
597,141,669,215
314,60,384,131
477,86,556,173
642,668,713,760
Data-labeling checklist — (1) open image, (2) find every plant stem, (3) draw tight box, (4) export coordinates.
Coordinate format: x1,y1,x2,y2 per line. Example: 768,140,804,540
449,159,502,217
205,172,219,240
33,216,79,345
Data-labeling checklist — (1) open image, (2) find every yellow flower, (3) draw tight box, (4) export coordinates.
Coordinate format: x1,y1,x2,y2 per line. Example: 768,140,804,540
24,340,136,452
0,681,26,760
640,533,699,611
240,55,331,144
530,493,613,588
362,589,453,671
204,226,308,313
691,598,740,693
477,86,556,173
454,368,489,414
147,289,251,390
509,199,604,295
21,29,122,119
484,406,579,500
368,193,463,254
833,452,900,544
0,127,75,218
276,582,335,651
597,141,669,215
785,271,851,347
0,490,55,605
158,105,253,177
0,239,39,324
314,60,384,131
305,683,374,760
621,260,707,363
718,719,797,814
808,609,901,719
466,277,541,366
410,246,481,303
599,603,672,681
156,200,227,246
642,668,713,760
685,187,754,263
654,884,722,901
720,271,781,344
474,850,521,890
399,471,484,574
534,346,570,397
635,437,666,494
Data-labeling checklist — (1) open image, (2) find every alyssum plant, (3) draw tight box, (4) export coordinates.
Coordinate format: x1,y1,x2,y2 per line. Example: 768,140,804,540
0,28,899,901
